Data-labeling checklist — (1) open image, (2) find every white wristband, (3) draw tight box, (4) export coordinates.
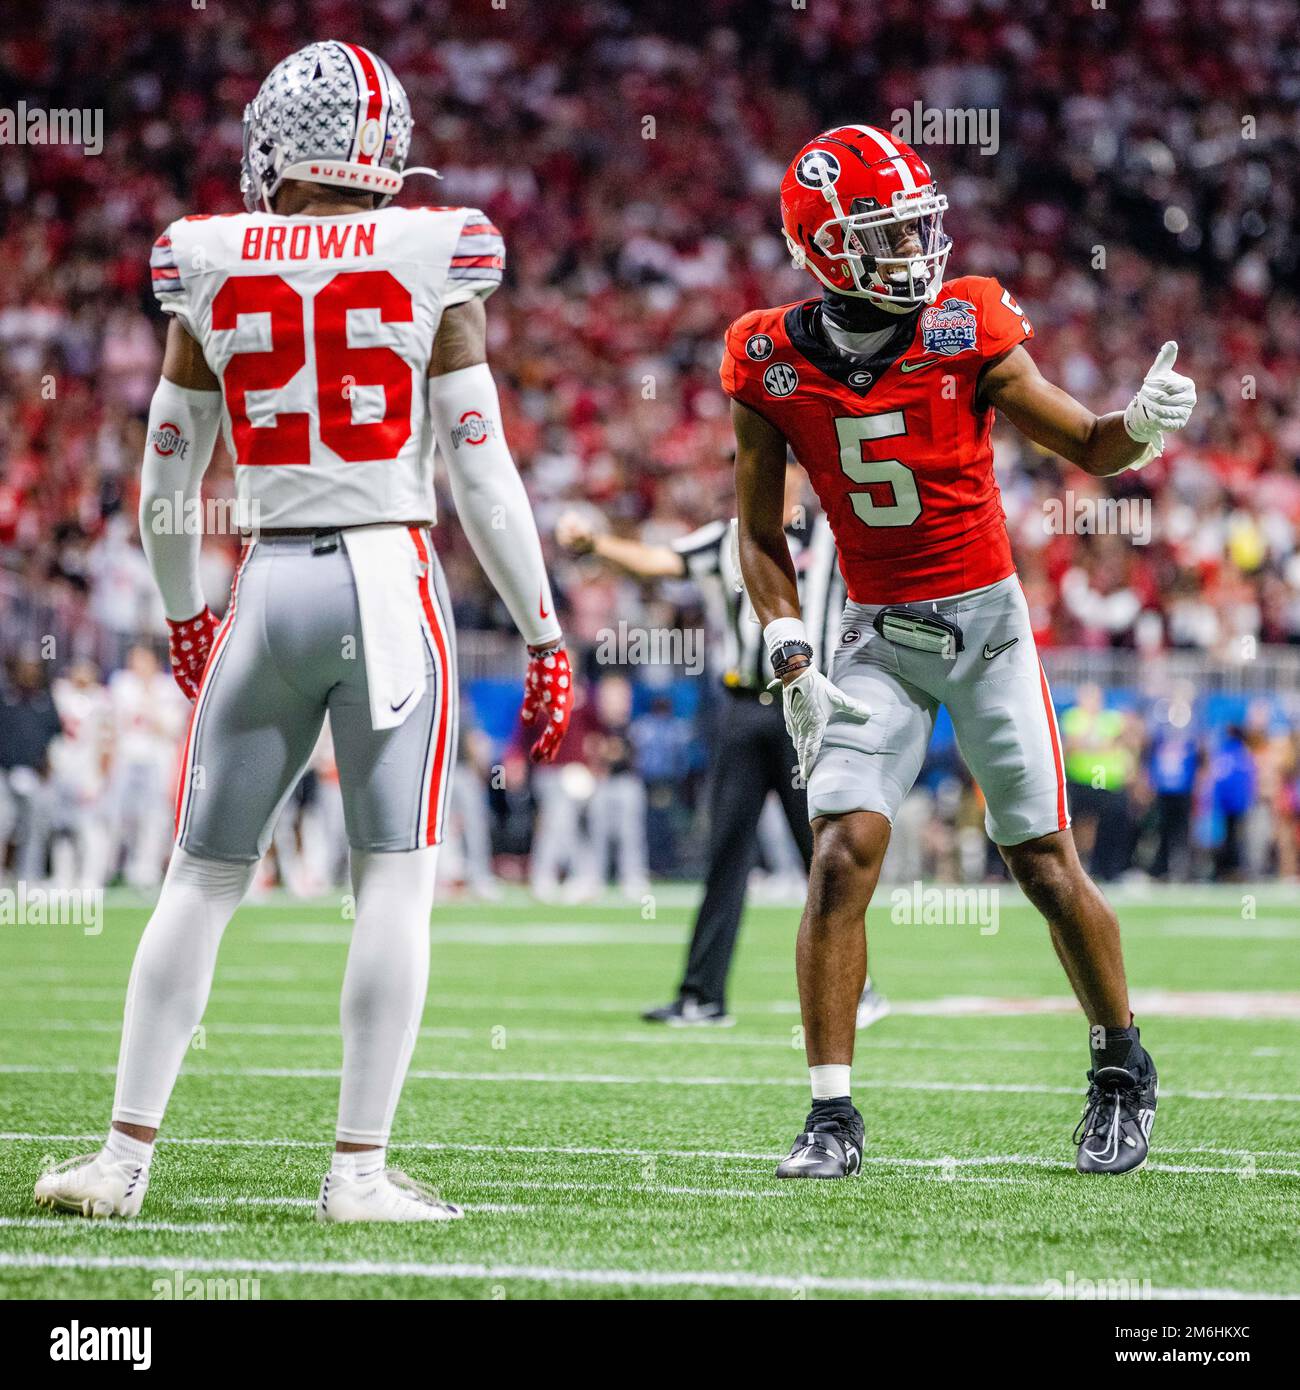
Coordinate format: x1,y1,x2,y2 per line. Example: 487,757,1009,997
764,616,808,659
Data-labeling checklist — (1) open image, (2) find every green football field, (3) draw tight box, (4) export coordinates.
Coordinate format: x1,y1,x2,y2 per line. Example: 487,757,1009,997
2,883,1297,1300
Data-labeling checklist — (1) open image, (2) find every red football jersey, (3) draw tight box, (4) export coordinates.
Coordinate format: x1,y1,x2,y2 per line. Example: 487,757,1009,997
721,275,1032,603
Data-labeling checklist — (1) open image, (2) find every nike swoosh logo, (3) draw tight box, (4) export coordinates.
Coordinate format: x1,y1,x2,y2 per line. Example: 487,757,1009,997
898,358,943,374
390,688,416,713
539,591,550,621
982,637,1019,661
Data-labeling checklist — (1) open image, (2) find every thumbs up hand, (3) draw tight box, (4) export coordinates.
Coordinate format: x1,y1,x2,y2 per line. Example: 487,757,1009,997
1123,341,1197,446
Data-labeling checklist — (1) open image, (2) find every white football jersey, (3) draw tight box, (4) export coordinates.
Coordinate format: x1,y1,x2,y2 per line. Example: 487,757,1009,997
150,206,504,527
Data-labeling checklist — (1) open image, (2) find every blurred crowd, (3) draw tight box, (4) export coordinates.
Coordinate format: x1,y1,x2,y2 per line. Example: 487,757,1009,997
4,651,1299,891
3,0,1300,885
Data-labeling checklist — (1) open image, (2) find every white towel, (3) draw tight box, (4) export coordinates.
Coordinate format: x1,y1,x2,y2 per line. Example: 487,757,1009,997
341,526,429,732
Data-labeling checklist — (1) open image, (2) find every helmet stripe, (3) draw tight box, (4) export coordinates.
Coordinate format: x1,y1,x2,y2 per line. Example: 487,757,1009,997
341,42,387,166
849,125,919,194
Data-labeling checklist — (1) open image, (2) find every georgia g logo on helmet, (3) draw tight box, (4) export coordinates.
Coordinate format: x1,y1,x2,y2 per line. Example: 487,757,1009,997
779,125,952,312
794,149,842,190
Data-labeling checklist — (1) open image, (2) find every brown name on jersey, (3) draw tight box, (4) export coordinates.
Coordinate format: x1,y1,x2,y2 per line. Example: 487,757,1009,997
240,223,376,261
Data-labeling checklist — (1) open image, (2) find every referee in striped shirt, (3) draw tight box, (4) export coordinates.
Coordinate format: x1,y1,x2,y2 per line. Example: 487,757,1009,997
556,462,887,1027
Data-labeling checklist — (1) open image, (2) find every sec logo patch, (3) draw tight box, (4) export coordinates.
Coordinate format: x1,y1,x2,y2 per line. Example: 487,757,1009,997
745,333,774,361
763,362,799,397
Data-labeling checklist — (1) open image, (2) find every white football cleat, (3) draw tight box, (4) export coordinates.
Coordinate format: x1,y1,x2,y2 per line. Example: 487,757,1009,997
856,981,892,1030
34,1151,148,1219
316,1167,464,1223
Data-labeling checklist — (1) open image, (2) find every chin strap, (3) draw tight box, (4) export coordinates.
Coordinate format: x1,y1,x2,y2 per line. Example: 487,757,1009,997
260,166,442,213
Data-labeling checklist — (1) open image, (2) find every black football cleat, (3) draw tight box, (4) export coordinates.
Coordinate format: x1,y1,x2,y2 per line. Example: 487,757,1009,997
640,997,734,1027
776,1105,865,1179
1074,1061,1158,1175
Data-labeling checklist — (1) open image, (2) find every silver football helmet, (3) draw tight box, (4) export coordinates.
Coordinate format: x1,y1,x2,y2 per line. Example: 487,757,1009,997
241,41,431,212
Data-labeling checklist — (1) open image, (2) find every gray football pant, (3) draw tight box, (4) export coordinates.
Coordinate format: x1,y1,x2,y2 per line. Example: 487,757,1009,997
175,532,458,861
808,575,1071,846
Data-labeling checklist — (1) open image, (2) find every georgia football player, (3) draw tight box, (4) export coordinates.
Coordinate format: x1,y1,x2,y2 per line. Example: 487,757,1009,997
35,42,573,1223
729,126,1195,1179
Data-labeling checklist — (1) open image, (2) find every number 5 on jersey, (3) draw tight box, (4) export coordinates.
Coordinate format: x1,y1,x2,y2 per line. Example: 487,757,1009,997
836,412,922,528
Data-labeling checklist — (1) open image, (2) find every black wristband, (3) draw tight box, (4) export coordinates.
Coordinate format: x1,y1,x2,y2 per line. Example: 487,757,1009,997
770,639,814,678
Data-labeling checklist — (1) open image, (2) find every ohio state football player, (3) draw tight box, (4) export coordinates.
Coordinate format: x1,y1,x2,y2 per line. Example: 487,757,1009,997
35,41,572,1226
728,125,1194,1179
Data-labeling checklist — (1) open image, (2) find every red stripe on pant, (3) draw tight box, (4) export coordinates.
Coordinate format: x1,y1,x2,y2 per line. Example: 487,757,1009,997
408,527,452,845
173,547,250,837
1037,660,1068,832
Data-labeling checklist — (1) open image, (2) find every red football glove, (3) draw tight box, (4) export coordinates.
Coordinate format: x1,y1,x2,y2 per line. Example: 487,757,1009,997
166,607,221,701
521,643,573,764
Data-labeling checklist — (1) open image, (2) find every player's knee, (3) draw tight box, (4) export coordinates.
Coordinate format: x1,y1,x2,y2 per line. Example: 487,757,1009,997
807,815,887,918
1004,838,1084,916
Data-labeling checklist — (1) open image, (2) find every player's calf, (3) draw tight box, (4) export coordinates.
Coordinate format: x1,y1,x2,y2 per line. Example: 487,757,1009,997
1001,832,1157,1173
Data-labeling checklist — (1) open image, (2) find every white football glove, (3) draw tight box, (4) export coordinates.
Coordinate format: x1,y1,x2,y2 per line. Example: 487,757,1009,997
775,666,873,782
1121,340,1197,470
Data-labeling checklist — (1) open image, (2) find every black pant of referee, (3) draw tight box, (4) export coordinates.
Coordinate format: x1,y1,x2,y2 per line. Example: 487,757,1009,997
671,687,811,1014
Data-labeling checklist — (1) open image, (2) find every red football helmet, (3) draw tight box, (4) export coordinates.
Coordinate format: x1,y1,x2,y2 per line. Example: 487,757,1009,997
780,125,951,311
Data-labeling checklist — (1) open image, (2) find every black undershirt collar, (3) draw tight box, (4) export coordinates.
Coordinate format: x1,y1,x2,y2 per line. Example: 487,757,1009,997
784,298,922,398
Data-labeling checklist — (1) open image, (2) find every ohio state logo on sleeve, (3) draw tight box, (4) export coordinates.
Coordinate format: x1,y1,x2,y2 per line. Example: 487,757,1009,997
150,422,189,459
450,410,497,449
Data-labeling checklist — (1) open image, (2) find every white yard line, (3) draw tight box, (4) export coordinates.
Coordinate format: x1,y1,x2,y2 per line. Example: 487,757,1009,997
7,1132,1300,1178
182,1195,539,1216
0,1251,1291,1299
192,1180,788,1203
3,1062,1296,1104
266,925,689,946
3,1216,236,1235
7,987,1298,1020
0,1018,1293,1065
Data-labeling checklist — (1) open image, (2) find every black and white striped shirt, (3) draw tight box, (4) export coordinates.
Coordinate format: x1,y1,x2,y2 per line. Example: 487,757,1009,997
673,513,844,690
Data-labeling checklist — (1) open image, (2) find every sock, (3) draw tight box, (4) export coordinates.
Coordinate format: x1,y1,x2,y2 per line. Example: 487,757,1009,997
112,849,253,1129
810,1064,851,1101
1090,1023,1147,1074
335,846,439,1146
331,1147,385,1180
104,1127,154,1169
